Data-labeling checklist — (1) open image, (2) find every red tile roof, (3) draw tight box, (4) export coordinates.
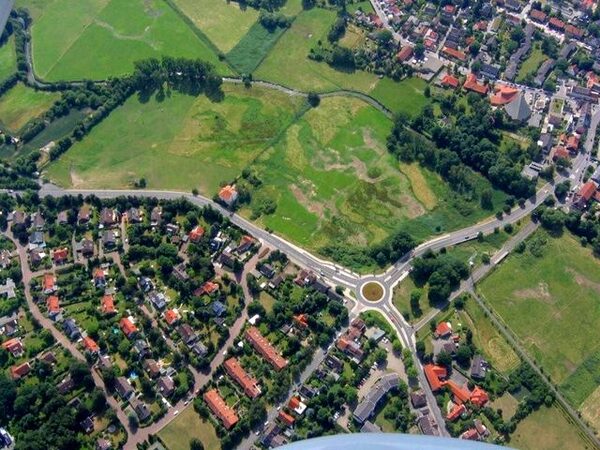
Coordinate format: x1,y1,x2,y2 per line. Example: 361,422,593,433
435,321,452,337
164,309,179,326
189,226,205,243
195,281,219,297
447,403,467,421
565,24,584,38
120,318,138,338
442,46,467,61
441,74,460,88
224,357,261,399
463,73,488,95
245,326,288,371
397,45,413,62
83,336,99,353
94,268,105,280
218,185,238,203
461,428,479,440
446,380,471,404
2,338,23,355
52,248,68,263
278,410,295,426
490,85,519,106
101,294,116,315
293,314,309,329
529,9,547,22
548,17,565,30
43,274,56,291
566,135,580,151
10,362,30,380
552,146,570,161
289,396,300,409
578,181,598,202
204,389,239,429
47,295,60,314
424,364,447,391
470,386,489,407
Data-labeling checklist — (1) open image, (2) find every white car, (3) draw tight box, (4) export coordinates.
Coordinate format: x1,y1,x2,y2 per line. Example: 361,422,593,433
173,410,179,416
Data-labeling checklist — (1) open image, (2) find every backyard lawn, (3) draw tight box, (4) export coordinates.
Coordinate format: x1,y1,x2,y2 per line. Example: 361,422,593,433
516,43,546,83
159,406,220,450
27,0,228,81
46,83,305,193
0,83,60,132
479,230,600,409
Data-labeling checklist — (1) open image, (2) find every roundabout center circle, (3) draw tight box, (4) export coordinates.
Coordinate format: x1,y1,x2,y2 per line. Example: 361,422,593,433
361,281,385,302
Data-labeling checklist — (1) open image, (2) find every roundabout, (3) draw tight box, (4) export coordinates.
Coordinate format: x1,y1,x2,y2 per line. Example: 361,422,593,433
360,281,386,302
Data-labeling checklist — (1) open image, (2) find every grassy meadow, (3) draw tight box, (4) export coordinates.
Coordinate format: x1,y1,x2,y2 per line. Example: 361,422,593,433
479,230,600,414
25,0,228,81
159,406,220,450
46,84,305,193
171,0,259,53
0,36,16,81
508,405,593,450
0,83,60,132
227,22,287,74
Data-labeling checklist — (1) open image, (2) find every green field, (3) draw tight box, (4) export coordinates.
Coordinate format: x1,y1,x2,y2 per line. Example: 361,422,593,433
0,36,16,81
159,406,220,450
242,96,504,256
370,77,430,117
26,0,228,81
459,297,520,374
479,230,600,406
254,8,379,93
46,84,305,192
227,22,287,74
0,83,60,132
172,0,259,53
509,405,592,450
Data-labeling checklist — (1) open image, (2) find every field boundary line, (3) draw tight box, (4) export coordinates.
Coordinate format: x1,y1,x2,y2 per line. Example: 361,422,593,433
161,0,238,75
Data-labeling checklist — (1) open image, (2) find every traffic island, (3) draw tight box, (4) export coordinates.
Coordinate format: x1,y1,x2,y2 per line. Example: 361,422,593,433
361,281,385,302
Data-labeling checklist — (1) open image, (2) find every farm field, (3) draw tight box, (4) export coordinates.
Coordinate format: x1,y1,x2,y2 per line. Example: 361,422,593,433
479,230,600,411
242,96,504,260
0,83,60,132
25,0,228,81
0,36,16,81
171,0,258,53
509,405,592,450
46,84,305,193
158,406,220,450
227,22,287,74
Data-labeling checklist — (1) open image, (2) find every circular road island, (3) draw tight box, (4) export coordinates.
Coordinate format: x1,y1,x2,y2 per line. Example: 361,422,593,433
361,281,385,302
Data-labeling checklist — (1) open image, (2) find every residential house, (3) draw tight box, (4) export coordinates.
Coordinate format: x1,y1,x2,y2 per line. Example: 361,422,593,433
157,376,175,397
102,231,116,250
148,291,167,310
204,389,239,429
100,208,119,228
164,309,180,326
360,421,382,433
195,281,219,297
29,231,45,248
245,326,288,371
218,185,238,206
81,416,96,434
447,403,467,421
114,377,134,400
188,226,205,243
353,373,400,424
224,357,261,398
441,73,460,89
57,376,75,395
150,206,162,227
82,336,100,353
126,208,142,223
574,181,598,209
78,205,91,225
410,390,427,408
101,294,116,315
177,324,197,346
120,317,138,339
423,364,448,391
463,73,488,95
1,338,24,357
46,295,60,317
77,238,94,257
470,354,488,379
172,263,189,281
397,45,413,62
434,321,452,339
259,264,275,279
212,301,226,317
31,211,45,230
134,339,150,358
235,235,255,254
63,319,81,340
534,59,555,87
10,362,30,380
130,397,151,421
52,247,69,265
143,359,161,379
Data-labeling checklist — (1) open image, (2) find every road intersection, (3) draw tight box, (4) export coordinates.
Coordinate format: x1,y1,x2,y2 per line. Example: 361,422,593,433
36,180,553,438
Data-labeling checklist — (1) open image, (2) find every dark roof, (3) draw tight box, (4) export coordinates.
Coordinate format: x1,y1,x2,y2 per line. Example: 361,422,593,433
353,373,400,423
